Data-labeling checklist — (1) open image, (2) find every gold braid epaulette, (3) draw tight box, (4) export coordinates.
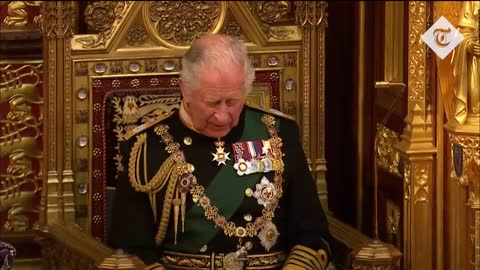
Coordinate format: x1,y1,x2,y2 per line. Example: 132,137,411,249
127,132,179,246
124,111,174,141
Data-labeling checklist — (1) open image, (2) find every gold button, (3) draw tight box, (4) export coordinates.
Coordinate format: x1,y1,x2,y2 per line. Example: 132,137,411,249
235,226,246,237
266,228,275,240
244,213,252,222
188,164,195,173
244,241,253,251
183,137,192,145
245,188,253,197
199,245,208,252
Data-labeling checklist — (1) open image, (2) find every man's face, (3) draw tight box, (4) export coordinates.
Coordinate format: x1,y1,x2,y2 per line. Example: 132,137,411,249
180,64,247,138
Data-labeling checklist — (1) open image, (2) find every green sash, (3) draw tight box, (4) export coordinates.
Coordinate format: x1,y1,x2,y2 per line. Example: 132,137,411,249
162,108,279,252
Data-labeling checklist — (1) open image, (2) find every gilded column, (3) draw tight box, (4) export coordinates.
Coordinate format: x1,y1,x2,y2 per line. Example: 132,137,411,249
396,2,436,270
295,1,329,209
41,1,76,225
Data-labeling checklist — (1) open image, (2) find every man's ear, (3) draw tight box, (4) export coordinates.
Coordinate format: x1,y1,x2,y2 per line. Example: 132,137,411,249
178,79,190,103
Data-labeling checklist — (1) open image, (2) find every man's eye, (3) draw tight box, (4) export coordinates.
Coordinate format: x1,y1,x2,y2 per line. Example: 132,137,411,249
227,99,239,106
206,101,220,106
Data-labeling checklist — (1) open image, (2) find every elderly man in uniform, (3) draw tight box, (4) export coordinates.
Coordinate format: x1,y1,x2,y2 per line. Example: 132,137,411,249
109,33,332,270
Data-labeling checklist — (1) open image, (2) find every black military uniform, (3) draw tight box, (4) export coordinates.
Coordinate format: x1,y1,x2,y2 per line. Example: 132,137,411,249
109,104,332,270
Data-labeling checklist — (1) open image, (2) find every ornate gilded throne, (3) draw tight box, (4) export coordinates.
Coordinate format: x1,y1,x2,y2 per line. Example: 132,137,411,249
28,1,331,269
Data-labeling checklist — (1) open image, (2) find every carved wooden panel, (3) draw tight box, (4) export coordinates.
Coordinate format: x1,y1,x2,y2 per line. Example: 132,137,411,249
0,62,43,232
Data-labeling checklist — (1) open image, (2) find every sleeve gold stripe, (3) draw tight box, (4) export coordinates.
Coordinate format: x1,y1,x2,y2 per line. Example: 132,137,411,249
291,245,321,269
286,253,318,269
287,259,318,270
283,245,328,270
289,250,321,270
283,260,315,270
282,264,308,270
295,245,328,268
316,249,328,267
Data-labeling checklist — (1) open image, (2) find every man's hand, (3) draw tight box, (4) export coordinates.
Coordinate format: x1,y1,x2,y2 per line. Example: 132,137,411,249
467,40,480,57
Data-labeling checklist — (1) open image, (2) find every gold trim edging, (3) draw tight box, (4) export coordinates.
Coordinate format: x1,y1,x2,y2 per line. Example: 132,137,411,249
159,250,286,270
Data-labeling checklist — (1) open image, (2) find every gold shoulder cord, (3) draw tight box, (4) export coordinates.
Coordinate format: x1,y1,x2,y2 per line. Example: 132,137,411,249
128,132,179,245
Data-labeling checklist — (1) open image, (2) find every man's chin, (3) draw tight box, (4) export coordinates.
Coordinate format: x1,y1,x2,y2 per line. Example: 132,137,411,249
202,128,231,138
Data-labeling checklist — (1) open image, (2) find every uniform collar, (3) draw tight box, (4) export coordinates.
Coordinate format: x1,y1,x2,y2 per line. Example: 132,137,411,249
177,100,246,143
179,100,198,132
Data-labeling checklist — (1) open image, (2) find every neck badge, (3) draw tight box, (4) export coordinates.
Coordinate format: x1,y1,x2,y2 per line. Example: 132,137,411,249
212,139,231,166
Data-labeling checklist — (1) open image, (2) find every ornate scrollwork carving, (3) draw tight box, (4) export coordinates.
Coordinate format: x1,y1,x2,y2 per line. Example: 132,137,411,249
248,1,289,24
85,1,116,32
283,101,296,115
41,2,74,39
75,63,88,77
283,53,297,66
126,24,147,47
146,1,225,48
295,1,328,29
386,200,401,248
75,1,131,48
248,1,294,40
0,64,43,232
377,126,401,177
220,11,248,41
2,1,42,27
448,133,480,189
408,1,427,105
404,163,411,201
413,162,430,204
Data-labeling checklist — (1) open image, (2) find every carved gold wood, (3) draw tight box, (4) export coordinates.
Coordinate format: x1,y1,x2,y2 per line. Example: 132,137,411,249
435,2,480,270
0,62,43,232
1,1,42,27
40,1,76,227
445,131,480,270
433,3,463,270
36,223,114,270
386,200,401,248
144,1,227,48
295,1,328,209
395,2,436,270
219,9,249,41
248,1,297,41
377,126,401,177
75,1,133,49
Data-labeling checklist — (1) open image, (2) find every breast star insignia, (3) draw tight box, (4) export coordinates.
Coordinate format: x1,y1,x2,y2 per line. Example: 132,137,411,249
212,146,231,166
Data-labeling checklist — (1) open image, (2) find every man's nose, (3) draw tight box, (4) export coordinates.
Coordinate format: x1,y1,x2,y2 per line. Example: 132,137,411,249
214,104,230,123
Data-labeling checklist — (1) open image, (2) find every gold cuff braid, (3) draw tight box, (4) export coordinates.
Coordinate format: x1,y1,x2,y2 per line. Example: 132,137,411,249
282,245,328,270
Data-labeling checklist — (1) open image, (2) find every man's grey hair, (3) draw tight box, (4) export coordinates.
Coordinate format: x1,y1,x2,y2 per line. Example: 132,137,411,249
180,34,255,95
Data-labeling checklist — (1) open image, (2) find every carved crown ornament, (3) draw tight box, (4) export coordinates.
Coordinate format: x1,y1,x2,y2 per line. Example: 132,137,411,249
71,1,305,52
144,1,227,48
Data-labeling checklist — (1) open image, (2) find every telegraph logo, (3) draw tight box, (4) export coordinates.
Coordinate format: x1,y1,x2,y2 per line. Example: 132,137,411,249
421,16,464,60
